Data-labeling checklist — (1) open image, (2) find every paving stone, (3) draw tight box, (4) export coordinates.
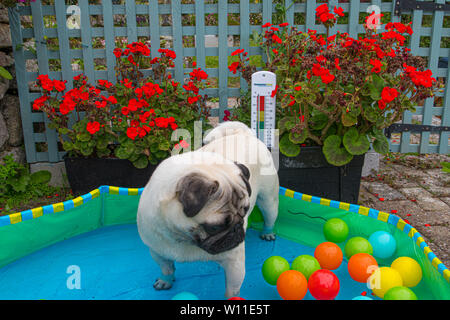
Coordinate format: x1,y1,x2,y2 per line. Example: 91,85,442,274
425,169,450,186
361,182,406,200
405,210,450,228
424,186,450,198
442,198,450,207
398,187,450,212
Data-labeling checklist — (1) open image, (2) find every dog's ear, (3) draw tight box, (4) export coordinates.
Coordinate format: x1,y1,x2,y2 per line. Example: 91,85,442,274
176,173,219,218
234,162,251,197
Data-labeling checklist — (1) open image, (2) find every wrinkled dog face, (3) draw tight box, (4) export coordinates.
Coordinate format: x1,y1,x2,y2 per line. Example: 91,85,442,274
175,163,252,255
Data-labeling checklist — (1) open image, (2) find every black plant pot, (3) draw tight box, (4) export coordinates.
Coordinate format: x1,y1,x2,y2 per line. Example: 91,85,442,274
278,146,365,204
64,156,159,196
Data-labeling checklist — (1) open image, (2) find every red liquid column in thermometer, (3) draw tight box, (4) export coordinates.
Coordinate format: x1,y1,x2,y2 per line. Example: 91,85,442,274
258,95,265,139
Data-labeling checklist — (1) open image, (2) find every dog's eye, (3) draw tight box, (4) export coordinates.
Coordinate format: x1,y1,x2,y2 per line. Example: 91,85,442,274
202,223,225,236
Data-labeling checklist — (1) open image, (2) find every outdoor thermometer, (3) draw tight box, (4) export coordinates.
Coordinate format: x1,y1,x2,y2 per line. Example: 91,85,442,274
251,71,277,149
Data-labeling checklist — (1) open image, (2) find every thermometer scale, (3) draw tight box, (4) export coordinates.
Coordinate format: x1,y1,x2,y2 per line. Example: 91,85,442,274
251,71,277,149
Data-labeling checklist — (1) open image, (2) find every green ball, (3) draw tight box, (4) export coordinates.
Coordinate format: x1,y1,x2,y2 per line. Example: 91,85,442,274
323,218,349,243
261,256,290,285
344,236,373,259
384,286,418,300
291,255,321,280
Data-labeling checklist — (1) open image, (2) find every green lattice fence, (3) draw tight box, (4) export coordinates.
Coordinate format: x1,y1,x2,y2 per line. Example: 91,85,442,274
7,0,450,163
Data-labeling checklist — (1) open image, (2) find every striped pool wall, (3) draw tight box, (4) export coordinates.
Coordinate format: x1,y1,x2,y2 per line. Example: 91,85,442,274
0,185,448,284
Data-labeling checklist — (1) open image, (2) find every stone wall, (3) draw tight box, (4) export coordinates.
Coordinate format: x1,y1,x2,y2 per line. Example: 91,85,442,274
0,4,26,165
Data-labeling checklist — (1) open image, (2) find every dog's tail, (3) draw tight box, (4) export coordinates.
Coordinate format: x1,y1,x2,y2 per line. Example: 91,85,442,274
203,121,255,145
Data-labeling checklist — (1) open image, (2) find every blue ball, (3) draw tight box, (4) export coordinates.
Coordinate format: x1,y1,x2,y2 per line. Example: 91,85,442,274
368,231,397,259
172,292,199,300
352,296,373,300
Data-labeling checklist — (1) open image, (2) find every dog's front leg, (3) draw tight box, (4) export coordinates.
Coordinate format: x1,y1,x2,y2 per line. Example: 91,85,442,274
219,248,246,299
149,248,176,290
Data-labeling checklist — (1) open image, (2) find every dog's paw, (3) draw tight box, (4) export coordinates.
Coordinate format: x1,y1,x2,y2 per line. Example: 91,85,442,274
153,274,175,290
153,279,173,290
260,226,276,241
260,232,276,241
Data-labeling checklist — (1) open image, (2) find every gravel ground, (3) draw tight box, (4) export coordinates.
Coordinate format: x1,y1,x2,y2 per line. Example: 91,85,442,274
359,153,450,268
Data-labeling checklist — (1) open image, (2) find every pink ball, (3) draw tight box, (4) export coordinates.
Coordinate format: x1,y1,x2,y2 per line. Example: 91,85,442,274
308,269,340,300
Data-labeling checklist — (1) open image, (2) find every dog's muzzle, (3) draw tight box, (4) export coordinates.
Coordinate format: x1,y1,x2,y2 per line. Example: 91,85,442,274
196,221,245,255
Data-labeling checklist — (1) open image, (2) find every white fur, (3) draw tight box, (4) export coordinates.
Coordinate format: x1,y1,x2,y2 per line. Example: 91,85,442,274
137,121,279,298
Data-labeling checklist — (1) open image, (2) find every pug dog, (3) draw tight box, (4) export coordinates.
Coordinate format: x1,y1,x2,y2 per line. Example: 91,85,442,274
137,121,279,298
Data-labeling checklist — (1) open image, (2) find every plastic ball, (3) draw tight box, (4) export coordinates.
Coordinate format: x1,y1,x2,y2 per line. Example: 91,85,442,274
352,295,373,300
369,231,397,259
308,269,340,300
391,257,423,287
261,256,290,285
384,286,418,300
276,270,308,300
344,237,373,259
172,292,199,300
323,218,349,243
314,242,343,270
291,255,321,280
228,297,246,300
348,253,379,283
368,267,403,299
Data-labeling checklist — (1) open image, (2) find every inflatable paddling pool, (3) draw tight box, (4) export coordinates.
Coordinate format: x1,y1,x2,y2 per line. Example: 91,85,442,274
0,186,449,300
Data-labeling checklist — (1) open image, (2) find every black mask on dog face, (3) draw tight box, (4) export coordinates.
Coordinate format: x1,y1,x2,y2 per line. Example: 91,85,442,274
196,214,246,255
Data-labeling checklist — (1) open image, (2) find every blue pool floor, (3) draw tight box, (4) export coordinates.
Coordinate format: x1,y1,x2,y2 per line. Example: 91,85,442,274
0,224,371,300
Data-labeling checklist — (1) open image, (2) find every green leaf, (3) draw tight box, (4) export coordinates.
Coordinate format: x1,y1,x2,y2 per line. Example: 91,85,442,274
289,129,307,144
363,105,379,123
373,135,390,155
343,127,370,155
278,116,295,135
80,147,93,156
442,162,450,173
150,142,159,153
310,113,328,130
115,146,130,159
96,138,109,150
30,170,51,184
158,140,170,151
62,141,73,151
0,66,12,80
323,135,354,166
76,132,91,142
132,155,149,169
368,74,385,101
96,148,111,158
341,112,357,127
280,134,301,157
58,127,69,135
118,134,129,144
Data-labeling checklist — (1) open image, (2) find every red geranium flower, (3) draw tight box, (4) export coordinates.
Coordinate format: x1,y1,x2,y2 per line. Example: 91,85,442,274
381,87,399,103
86,121,100,135
370,59,383,73
126,127,139,140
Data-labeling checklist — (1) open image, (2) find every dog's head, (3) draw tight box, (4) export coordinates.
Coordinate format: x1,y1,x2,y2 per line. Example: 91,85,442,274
175,162,252,255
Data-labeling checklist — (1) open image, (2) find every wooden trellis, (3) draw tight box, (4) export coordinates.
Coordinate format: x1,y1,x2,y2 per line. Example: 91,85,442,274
7,0,450,163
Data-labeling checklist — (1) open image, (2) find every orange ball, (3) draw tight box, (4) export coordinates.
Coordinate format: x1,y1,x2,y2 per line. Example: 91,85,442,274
348,253,378,283
314,242,343,270
276,270,308,300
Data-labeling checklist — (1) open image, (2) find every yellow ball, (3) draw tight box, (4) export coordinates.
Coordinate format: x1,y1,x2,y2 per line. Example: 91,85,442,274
391,257,423,287
368,267,403,299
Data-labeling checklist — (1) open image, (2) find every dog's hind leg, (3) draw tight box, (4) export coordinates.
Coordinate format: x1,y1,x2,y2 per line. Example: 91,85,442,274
256,180,279,241
149,248,176,290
